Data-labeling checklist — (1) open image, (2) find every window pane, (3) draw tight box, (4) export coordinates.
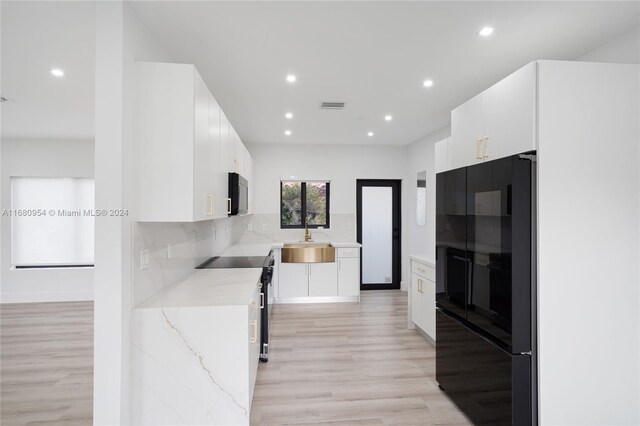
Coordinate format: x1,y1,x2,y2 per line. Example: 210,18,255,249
306,182,328,226
281,181,302,226
11,177,94,266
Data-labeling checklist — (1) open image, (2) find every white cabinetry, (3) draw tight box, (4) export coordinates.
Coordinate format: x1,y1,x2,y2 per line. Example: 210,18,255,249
136,61,255,221
275,246,361,302
137,62,221,222
308,263,338,297
337,248,360,297
409,257,435,343
279,263,338,297
448,62,536,171
434,138,449,173
278,263,308,297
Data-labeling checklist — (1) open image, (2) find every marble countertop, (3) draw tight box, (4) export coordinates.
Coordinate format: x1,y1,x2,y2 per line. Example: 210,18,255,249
136,268,262,309
410,254,435,267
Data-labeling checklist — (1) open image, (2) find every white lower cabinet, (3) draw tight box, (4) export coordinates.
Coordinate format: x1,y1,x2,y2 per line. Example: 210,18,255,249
308,263,338,296
409,258,435,342
337,257,359,296
278,263,308,297
130,283,262,425
275,246,361,301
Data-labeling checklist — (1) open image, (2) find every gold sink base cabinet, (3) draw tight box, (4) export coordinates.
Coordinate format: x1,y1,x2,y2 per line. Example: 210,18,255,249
281,243,336,263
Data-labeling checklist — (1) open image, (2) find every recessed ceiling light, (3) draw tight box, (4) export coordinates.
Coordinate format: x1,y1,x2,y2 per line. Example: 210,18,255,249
478,27,494,37
284,130,292,136
286,74,296,83
384,115,393,121
367,131,374,137
285,112,293,119
423,80,434,88
50,68,65,77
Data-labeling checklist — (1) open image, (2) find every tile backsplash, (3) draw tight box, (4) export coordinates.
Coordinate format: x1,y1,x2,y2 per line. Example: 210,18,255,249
132,215,251,307
238,213,356,244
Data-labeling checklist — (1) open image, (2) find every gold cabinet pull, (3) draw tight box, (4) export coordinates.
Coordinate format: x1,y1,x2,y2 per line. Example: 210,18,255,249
250,320,257,343
227,198,232,214
476,137,483,159
483,136,489,159
260,292,264,309
207,194,214,215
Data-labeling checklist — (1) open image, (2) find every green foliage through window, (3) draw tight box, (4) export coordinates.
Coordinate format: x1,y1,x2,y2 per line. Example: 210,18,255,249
281,181,330,228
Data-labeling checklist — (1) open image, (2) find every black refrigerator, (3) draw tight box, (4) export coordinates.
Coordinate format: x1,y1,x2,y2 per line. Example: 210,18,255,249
435,153,537,426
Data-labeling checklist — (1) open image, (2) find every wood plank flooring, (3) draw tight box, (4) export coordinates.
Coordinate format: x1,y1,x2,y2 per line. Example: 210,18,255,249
0,292,469,426
250,290,471,426
1,301,93,426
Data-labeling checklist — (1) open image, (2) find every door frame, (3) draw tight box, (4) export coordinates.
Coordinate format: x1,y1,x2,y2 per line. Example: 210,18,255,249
356,179,401,290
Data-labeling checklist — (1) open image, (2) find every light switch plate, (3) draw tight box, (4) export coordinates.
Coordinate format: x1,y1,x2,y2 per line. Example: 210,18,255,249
262,224,267,232
167,243,173,259
140,249,150,270
247,224,253,232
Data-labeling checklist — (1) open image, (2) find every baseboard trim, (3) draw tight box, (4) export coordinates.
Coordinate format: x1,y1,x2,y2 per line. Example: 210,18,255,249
275,296,359,304
0,291,94,304
415,324,436,347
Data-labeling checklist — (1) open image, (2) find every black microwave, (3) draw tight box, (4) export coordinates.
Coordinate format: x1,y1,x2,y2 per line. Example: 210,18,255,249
228,172,248,216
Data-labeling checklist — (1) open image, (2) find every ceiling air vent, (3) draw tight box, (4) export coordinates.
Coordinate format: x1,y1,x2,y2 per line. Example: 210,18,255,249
320,101,345,110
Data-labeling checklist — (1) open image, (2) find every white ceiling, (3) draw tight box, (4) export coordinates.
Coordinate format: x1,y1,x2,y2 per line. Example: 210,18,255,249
130,1,639,146
1,1,638,145
1,1,95,140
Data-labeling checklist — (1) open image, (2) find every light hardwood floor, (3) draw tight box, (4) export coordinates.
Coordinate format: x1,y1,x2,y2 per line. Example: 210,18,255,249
0,292,469,426
1,301,93,426
250,290,471,426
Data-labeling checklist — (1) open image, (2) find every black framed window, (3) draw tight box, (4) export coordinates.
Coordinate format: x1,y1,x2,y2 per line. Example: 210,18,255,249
281,181,330,229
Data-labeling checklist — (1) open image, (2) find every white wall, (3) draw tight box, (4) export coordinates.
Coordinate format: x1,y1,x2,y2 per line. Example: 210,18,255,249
576,25,640,64
0,139,95,303
246,142,410,286
405,126,450,263
537,61,639,425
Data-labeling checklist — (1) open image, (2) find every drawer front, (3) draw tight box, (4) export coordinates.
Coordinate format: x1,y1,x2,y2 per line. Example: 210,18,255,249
337,247,359,258
411,261,435,281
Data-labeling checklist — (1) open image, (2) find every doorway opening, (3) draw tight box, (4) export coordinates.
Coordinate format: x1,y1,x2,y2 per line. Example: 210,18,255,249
356,179,401,290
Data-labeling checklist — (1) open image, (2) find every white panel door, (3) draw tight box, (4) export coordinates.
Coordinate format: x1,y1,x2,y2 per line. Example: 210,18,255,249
208,94,227,219
361,186,393,284
449,93,484,169
421,278,436,338
248,286,261,403
192,69,212,221
308,262,338,297
483,61,536,160
278,263,308,297
337,257,359,296
410,272,422,327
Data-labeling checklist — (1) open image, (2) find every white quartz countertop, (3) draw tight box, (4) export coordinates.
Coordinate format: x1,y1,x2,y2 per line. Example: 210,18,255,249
136,268,262,309
410,254,435,267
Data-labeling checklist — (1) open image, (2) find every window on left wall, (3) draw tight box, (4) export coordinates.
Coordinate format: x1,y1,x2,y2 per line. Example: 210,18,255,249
10,177,95,268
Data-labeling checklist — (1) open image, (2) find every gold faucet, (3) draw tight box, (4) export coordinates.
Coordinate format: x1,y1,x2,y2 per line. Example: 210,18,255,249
304,224,312,242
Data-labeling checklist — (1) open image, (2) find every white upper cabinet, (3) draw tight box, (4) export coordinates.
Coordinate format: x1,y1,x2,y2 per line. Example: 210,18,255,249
483,62,536,161
450,93,485,170
434,138,449,174
136,61,254,221
136,62,216,222
448,62,537,171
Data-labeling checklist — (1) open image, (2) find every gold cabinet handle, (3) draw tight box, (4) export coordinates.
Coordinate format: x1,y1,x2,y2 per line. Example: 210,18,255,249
227,198,232,214
260,292,264,309
250,320,257,343
207,194,214,215
476,137,483,159
483,136,489,159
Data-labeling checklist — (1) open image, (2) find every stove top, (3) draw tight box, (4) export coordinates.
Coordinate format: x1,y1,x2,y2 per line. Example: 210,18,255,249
196,256,269,269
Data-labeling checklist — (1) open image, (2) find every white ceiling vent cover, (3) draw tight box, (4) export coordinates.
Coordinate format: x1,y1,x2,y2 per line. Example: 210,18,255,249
320,101,346,110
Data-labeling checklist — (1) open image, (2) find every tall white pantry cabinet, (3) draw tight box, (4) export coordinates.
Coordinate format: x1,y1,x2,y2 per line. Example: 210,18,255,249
432,60,639,425
135,62,254,222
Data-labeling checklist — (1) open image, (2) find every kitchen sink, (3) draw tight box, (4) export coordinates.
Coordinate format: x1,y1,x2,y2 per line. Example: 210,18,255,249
281,242,335,263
